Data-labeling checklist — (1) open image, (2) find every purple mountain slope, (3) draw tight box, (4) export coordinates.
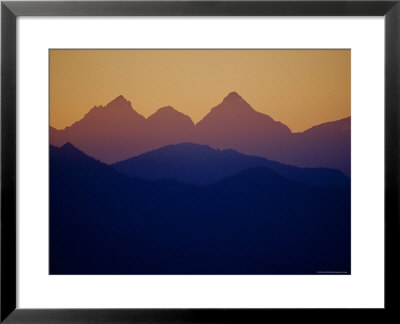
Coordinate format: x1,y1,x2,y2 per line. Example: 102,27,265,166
50,92,350,175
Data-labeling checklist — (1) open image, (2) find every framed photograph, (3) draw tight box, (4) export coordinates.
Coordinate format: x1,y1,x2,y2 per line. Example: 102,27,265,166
1,0,399,322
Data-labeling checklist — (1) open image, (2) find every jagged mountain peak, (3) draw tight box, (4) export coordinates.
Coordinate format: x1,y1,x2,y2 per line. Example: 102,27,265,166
223,91,245,102
105,95,136,112
108,94,129,104
77,95,145,123
200,92,259,119
219,91,253,110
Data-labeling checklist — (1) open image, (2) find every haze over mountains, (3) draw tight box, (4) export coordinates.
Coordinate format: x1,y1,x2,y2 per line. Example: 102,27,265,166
49,94,351,274
50,143,350,274
113,142,350,188
50,92,351,175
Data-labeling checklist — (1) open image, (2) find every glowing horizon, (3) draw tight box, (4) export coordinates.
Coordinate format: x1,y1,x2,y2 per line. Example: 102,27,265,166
50,49,350,132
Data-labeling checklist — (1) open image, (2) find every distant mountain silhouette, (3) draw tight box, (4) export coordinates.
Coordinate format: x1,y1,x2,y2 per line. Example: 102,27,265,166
50,143,350,274
145,106,194,149
194,91,292,155
113,142,350,188
50,92,350,175
50,126,65,147
50,96,147,162
192,92,350,175
284,117,351,176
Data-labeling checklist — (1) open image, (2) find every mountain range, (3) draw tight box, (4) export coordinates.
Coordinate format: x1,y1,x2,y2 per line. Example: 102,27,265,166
50,92,351,175
113,142,350,187
50,143,350,274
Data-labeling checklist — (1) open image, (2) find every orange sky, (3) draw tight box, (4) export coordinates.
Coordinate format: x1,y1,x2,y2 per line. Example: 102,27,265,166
50,49,350,132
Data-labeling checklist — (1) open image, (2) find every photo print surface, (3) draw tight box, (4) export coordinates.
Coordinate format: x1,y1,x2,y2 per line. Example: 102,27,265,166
49,49,351,274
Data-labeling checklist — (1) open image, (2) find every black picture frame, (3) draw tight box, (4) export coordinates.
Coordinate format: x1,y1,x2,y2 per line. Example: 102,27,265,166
1,0,399,322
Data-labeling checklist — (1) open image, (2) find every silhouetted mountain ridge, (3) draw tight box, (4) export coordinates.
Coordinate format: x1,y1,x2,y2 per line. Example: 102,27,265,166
50,92,350,175
148,106,194,125
76,95,145,126
50,143,350,274
113,142,349,188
